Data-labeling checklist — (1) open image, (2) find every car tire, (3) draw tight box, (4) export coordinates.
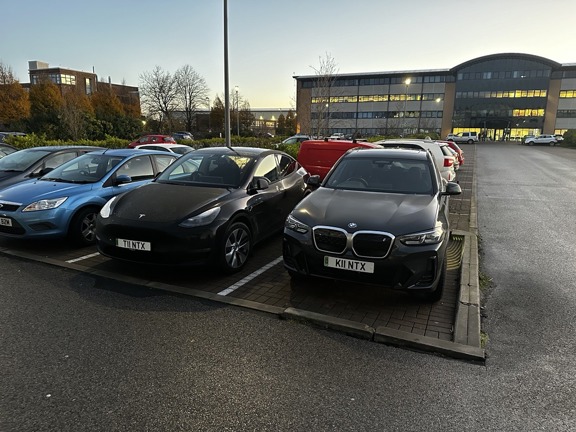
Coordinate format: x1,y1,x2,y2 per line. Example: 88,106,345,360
219,221,252,273
419,258,447,303
528,141,534,146
69,207,99,246
549,142,555,146
467,139,474,144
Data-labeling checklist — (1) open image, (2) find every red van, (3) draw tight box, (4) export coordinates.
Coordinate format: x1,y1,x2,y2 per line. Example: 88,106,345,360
297,139,382,180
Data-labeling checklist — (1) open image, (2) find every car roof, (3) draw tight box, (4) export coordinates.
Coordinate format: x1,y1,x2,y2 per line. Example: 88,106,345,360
19,146,104,152
193,146,275,157
136,143,191,149
345,147,430,161
85,148,176,157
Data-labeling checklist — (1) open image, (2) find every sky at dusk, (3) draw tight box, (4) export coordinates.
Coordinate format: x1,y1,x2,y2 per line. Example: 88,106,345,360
2,0,576,109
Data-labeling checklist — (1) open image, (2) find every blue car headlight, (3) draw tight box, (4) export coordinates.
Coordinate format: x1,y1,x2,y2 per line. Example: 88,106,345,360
285,214,310,234
23,197,68,212
398,224,445,245
179,207,221,228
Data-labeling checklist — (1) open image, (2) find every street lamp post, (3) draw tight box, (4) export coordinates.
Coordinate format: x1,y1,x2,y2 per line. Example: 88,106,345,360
234,86,240,136
403,78,411,135
205,97,211,133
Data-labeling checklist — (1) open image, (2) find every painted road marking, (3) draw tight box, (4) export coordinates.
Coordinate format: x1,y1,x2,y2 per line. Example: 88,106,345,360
218,256,283,296
66,252,101,263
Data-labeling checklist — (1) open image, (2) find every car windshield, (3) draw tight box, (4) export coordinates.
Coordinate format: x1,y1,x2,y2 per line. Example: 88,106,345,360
41,153,124,184
324,157,434,194
0,149,52,172
157,153,255,188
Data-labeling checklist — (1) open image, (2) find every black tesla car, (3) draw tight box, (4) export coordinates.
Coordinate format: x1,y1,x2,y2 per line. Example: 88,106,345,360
283,147,461,301
96,147,309,272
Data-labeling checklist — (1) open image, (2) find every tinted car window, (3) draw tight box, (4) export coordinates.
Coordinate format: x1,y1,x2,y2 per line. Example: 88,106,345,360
0,149,52,171
254,154,279,183
275,154,297,178
325,157,433,194
43,154,124,183
153,154,177,173
115,156,154,181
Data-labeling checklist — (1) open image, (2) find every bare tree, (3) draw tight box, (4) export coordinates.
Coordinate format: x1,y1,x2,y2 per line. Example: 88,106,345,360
139,66,179,132
310,53,339,137
174,65,209,133
0,61,17,84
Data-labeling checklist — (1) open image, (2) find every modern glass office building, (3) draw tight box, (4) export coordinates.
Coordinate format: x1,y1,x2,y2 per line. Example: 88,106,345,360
294,53,576,140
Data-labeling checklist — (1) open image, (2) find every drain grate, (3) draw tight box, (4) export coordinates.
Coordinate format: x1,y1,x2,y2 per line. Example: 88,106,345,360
447,234,465,270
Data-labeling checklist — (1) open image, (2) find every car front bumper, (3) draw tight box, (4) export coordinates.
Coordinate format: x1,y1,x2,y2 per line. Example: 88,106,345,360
283,229,448,292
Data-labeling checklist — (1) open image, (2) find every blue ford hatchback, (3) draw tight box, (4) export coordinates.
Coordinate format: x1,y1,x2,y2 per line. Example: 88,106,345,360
0,149,178,245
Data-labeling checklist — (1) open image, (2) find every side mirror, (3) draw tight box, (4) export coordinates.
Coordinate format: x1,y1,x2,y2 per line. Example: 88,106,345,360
443,181,462,196
248,176,270,194
34,167,54,177
114,174,132,185
306,175,321,188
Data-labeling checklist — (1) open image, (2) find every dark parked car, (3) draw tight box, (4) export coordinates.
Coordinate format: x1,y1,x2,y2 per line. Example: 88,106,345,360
283,147,461,301
0,132,26,143
0,143,18,159
0,146,103,191
96,147,310,272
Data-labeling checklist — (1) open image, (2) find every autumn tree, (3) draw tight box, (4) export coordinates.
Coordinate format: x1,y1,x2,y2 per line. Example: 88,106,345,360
276,114,286,135
28,78,64,138
59,91,94,140
175,65,209,132
0,62,29,130
284,110,297,135
210,96,226,135
139,66,179,132
238,99,254,136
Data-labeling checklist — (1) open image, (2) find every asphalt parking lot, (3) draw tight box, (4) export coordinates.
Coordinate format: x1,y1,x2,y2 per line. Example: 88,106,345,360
0,145,483,361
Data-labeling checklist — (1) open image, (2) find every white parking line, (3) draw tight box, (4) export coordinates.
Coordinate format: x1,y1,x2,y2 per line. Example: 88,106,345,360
217,256,283,296
66,252,101,263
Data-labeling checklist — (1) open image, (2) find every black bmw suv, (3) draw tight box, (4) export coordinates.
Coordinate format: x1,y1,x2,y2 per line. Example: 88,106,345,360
282,147,461,301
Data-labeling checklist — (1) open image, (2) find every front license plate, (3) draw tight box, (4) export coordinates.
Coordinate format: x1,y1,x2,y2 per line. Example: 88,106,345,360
0,217,12,227
324,256,374,273
116,238,151,251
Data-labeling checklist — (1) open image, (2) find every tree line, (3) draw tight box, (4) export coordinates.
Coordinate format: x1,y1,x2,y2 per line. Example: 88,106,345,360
0,61,297,141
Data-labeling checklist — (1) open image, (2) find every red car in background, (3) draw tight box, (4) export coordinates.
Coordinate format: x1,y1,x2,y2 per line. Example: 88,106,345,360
128,134,177,148
439,140,464,166
297,139,382,180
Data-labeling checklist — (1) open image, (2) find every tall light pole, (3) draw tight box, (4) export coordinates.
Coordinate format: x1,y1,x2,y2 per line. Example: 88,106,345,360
235,86,240,136
403,78,411,136
223,0,231,147
205,97,211,133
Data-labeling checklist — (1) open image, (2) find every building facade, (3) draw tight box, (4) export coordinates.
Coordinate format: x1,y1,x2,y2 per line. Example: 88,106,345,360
26,60,140,113
295,53,576,140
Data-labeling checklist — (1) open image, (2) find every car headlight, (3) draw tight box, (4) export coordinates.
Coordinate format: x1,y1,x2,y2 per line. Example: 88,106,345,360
99,196,117,219
398,224,445,245
179,207,220,228
285,214,310,234
23,197,67,212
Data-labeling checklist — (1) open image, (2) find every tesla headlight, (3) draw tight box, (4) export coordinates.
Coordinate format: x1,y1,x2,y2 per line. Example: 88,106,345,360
285,214,310,234
398,224,445,245
99,196,118,219
23,197,67,212
179,207,221,228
